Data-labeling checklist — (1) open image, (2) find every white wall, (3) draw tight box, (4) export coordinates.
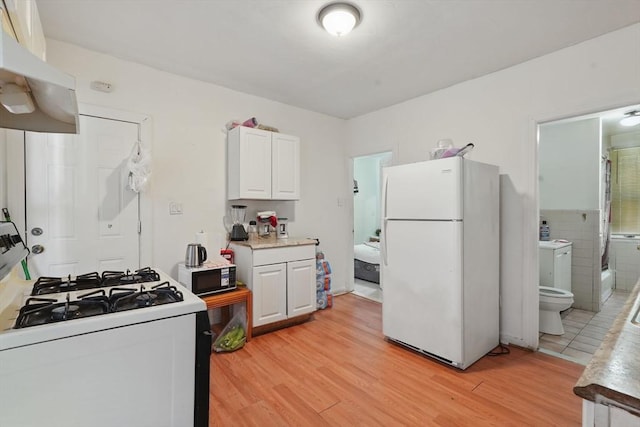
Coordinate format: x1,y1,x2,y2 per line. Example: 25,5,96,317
539,118,601,210
610,130,640,149
538,118,612,312
42,40,350,291
346,24,640,348
540,209,601,311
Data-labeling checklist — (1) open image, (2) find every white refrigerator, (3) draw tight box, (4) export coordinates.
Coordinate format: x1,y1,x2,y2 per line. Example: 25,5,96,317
381,157,499,370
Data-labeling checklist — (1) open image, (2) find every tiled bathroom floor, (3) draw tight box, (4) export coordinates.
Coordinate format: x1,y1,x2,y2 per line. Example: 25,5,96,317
352,278,382,303
539,290,630,365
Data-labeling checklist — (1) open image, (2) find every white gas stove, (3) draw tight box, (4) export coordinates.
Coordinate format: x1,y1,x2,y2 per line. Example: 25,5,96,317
0,267,205,349
0,221,210,427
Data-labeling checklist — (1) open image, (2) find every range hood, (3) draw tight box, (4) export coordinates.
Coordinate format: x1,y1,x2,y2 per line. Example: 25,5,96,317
0,29,78,134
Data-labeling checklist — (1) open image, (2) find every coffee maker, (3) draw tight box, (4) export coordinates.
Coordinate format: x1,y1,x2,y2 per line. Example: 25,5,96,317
229,205,248,241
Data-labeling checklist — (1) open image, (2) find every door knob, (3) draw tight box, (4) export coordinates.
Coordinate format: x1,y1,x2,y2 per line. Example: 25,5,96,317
31,244,44,254
31,227,43,236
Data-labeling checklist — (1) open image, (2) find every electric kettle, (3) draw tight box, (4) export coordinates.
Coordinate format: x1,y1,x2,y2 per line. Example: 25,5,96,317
185,243,207,267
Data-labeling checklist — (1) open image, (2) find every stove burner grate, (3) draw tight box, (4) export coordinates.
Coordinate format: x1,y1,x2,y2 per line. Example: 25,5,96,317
31,272,102,296
16,268,184,328
109,282,184,312
101,267,161,287
30,267,161,295
15,291,110,328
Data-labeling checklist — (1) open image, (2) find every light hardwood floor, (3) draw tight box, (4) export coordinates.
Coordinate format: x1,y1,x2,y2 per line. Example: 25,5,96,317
210,293,584,426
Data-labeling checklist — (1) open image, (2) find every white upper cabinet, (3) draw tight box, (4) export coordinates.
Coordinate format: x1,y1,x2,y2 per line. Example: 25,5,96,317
227,126,300,200
228,127,272,200
1,0,46,60
271,132,300,200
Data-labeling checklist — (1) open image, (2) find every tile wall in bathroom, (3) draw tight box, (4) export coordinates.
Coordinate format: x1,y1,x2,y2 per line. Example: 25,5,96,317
540,209,601,311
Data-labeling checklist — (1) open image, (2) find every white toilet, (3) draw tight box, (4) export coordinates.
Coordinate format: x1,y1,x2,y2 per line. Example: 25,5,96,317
539,286,574,335
539,240,574,335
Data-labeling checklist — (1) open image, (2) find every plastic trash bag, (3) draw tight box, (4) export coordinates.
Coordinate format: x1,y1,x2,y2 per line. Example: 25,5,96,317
127,141,151,193
212,307,247,353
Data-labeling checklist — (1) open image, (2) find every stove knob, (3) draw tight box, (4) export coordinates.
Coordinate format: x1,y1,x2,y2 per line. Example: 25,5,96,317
31,244,44,254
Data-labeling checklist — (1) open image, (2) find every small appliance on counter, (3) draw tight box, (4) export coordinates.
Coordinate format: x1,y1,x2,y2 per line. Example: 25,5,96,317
277,217,289,239
228,205,249,241
178,262,237,296
257,210,277,237
185,243,207,267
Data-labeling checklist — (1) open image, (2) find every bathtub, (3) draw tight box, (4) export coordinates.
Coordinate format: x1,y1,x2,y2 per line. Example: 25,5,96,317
354,241,380,284
601,268,613,303
610,236,640,291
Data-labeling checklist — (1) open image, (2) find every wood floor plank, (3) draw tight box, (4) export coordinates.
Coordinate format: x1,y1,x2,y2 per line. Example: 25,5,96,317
209,293,584,426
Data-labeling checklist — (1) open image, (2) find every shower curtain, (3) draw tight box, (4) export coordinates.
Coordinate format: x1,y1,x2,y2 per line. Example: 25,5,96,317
601,158,611,270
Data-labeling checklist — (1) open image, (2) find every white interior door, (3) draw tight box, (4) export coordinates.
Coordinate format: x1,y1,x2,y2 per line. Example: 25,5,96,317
26,115,141,277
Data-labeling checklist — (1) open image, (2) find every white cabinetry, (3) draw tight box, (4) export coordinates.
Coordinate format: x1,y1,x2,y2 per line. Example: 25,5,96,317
227,126,300,200
271,132,300,200
582,399,640,426
252,263,287,325
539,242,572,291
287,259,316,318
1,0,46,59
232,242,316,328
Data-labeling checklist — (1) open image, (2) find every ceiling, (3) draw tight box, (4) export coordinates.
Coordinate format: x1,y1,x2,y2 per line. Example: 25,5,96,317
553,104,640,140
35,0,640,119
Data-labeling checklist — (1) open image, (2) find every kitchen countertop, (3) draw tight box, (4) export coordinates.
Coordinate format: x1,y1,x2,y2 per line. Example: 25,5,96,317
573,278,640,414
230,236,317,250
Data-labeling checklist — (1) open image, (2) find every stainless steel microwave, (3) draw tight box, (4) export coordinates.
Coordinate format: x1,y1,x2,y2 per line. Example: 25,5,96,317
178,263,236,297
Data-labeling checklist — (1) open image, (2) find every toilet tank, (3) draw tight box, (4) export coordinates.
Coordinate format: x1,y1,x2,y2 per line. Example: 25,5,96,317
539,241,572,292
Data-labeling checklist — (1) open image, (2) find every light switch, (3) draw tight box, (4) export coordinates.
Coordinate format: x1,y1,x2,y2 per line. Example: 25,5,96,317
169,202,183,215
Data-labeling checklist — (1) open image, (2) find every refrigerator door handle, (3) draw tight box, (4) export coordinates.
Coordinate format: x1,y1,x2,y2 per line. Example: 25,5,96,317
382,175,389,266
382,219,388,266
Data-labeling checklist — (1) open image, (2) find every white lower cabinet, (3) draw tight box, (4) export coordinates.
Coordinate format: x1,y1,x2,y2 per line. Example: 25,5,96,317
582,399,640,426
253,263,287,325
287,259,316,318
232,242,316,328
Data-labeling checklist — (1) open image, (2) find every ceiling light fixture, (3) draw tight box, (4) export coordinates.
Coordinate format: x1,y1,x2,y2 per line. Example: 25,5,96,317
318,2,361,37
620,110,640,127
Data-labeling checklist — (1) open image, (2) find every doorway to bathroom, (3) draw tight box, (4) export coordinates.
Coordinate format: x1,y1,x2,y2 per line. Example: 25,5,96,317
537,103,640,364
351,151,392,303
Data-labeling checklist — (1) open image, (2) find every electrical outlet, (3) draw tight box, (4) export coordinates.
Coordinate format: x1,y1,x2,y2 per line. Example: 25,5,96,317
90,80,114,93
169,202,183,215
